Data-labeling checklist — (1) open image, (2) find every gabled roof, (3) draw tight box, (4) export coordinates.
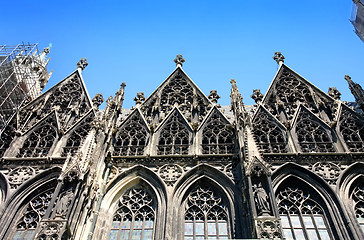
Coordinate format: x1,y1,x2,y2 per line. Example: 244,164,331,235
291,104,333,131
262,63,335,105
252,104,287,131
17,69,93,133
198,105,232,131
117,107,150,132
155,107,193,133
142,66,211,107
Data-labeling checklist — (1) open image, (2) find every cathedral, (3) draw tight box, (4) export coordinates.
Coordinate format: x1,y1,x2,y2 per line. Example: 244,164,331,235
1,50,364,240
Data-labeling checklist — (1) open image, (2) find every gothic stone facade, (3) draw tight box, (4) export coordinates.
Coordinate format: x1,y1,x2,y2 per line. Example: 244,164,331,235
1,55,364,240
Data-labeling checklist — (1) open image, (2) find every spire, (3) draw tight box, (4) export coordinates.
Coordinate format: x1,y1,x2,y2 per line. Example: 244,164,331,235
174,54,185,67
273,52,285,65
230,79,246,126
345,75,364,111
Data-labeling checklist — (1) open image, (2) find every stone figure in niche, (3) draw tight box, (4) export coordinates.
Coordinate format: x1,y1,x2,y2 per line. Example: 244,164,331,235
55,189,74,217
253,183,271,215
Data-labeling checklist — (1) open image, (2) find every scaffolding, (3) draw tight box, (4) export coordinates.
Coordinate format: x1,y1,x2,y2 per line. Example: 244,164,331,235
0,43,51,135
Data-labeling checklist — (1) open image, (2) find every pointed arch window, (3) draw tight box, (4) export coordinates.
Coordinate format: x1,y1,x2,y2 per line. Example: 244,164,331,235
114,113,148,156
295,111,335,153
201,112,234,155
157,112,190,155
184,186,229,240
351,183,364,233
17,119,57,158
109,187,155,240
62,116,93,156
11,189,54,240
277,187,332,240
252,109,288,153
339,108,364,152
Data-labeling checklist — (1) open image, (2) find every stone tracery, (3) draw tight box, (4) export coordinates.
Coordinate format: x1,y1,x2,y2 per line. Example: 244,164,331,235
277,187,332,240
157,111,190,155
252,108,288,153
295,109,335,153
339,107,364,152
114,110,148,156
109,187,155,240
12,189,54,240
201,110,234,155
184,186,229,239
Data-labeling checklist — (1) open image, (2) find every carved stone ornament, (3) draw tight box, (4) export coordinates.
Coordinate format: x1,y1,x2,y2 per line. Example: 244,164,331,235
134,92,146,105
92,93,104,109
7,166,38,189
310,162,341,184
328,87,341,100
77,58,88,70
256,219,282,239
273,52,285,64
251,89,264,103
55,189,74,218
158,164,183,186
253,183,271,216
174,54,185,66
208,90,220,104
36,220,67,240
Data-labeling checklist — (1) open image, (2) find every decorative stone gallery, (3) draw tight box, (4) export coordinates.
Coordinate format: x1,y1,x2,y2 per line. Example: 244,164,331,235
1,53,364,239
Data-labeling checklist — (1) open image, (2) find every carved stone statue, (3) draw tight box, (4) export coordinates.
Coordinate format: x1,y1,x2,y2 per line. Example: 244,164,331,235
55,189,74,217
253,183,271,215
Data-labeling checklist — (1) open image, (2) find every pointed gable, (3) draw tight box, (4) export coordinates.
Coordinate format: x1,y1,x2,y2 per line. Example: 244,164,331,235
337,103,364,152
199,106,234,155
156,108,192,155
252,105,289,153
62,109,96,156
17,111,59,158
18,70,92,133
292,106,335,153
113,108,149,156
141,67,212,125
263,64,334,121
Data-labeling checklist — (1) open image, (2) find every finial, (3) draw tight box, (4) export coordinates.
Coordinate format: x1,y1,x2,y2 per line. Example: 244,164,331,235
77,58,88,71
42,47,50,55
345,75,352,82
134,92,146,105
174,54,185,67
251,89,264,103
273,52,285,65
328,87,341,100
208,90,220,104
92,94,104,109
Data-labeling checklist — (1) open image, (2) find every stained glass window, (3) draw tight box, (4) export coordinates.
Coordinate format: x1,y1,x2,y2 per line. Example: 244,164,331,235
11,189,54,240
277,187,332,240
109,187,155,240
184,187,229,239
351,183,364,234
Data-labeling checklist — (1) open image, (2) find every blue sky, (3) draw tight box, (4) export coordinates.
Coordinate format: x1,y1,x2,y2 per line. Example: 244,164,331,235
3,1,364,108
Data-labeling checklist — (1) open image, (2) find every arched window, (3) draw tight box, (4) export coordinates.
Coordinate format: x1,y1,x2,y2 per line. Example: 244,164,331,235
338,107,364,152
11,189,54,240
62,115,93,156
17,118,57,158
109,187,155,240
252,108,288,153
184,186,229,240
201,111,234,155
114,111,148,156
157,111,190,155
295,110,335,153
277,187,332,240
351,183,364,233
